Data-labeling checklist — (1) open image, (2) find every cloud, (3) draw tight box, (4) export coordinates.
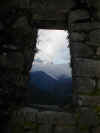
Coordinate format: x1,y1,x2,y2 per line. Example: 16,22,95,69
34,29,70,64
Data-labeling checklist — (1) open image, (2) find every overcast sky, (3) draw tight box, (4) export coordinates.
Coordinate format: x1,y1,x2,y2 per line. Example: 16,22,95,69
34,29,70,64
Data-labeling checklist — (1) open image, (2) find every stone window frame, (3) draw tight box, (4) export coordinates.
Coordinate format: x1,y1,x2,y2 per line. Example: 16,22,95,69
30,27,73,110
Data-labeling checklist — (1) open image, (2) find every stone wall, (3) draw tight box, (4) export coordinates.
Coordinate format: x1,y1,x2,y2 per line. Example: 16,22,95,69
0,0,100,133
68,2,100,132
9,107,75,133
0,9,37,132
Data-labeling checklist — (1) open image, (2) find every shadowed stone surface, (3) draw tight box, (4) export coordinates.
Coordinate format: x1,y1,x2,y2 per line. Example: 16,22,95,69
0,0,100,133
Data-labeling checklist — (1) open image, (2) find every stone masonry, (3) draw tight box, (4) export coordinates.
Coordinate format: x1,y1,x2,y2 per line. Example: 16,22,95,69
0,0,100,133
0,8,37,133
68,1,100,132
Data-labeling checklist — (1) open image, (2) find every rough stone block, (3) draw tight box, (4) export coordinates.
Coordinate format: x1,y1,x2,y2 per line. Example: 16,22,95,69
70,32,86,42
37,111,75,125
91,21,100,30
70,22,91,32
10,107,38,133
13,107,38,122
0,21,4,30
16,0,30,8
73,78,96,93
77,108,97,127
78,96,100,106
0,52,24,70
2,44,21,51
54,126,75,133
89,29,100,44
55,112,75,125
72,58,100,78
97,79,100,89
68,9,90,24
86,41,100,46
96,47,100,56
70,21,100,32
38,124,52,133
0,1,16,8
37,111,57,124
12,16,33,45
24,46,33,71
1,70,28,88
70,43,94,58
76,127,89,133
93,127,100,133
12,16,32,33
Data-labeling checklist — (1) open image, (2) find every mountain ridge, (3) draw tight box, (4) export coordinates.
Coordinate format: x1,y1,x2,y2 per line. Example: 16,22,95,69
28,63,72,105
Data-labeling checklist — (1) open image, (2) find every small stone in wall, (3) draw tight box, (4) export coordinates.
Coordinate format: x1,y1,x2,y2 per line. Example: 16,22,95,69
2,52,7,56
72,59,100,78
68,9,90,24
70,22,91,32
38,124,52,133
96,47,100,56
73,78,96,93
70,32,87,42
0,22,4,30
12,16,32,34
54,126,75,133
78,107,97,127
70,43,94,58
89,30,100,44
96,79,100,90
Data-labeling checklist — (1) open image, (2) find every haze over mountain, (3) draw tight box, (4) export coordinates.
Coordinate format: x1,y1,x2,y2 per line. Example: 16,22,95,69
29,63,72,105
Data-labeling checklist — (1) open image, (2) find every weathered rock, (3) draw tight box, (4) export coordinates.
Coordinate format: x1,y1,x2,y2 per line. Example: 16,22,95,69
0,22,4,30
70,21,100,32
37,111,57,124
96,79,100,90
0,70,29,88
91,22,100,30
12,16,30,31
10,107,38,133
55,112,75,125
12,16,33,46
10,109,75,133
24,46,34,71
93,127,100,133
37,111,75,125
15,0,31,8
78,96,100,106
54,126,75,133
70,32,86,42
38,124,52,133
96,47,100,56
68,9,90,24
77,108,97,127
13,107,38,122
70,22,91,32
89,30,100,44
0,52,24,70
70,43,94,58
77,128,89,133
72,58,100,78
0,1,100,133
3,44,22,51
73,78,96,93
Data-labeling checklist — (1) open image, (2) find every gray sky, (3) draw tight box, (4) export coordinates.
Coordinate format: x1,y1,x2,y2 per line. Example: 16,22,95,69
34,29,70,64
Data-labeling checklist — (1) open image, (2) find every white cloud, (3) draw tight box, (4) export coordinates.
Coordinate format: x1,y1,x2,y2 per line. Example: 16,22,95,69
34,29,70,64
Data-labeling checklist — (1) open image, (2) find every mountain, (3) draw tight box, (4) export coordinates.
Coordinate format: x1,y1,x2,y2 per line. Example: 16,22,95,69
30,63,71,78
28,63,72,105
29,71,57,92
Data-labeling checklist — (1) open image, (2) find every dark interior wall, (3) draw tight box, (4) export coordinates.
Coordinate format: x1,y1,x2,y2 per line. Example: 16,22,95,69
0,0,100,133
67,1,100,133
0,8,38,132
